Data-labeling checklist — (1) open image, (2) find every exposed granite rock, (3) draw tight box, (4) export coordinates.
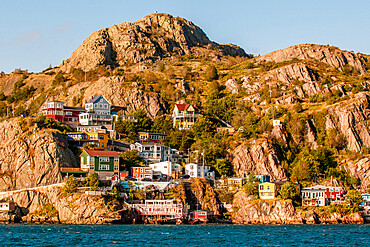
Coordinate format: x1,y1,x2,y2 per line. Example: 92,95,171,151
0,120,77,192
264,63,318,85
295,81,322,97
232,192,364,224
232,192,300,224
63,77,166,118
225,78,239,94
274,95,298,105
189,178,220,215
232,140,287,181
60,13,247,72
257,44,367,74
271,125,289,148
305,120,318,149
1,187,122,224
325,92,370,152
345,158,370,192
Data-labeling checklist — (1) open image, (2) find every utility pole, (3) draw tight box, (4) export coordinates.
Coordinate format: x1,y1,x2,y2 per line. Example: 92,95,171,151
85,59,87,82
202,149,205,178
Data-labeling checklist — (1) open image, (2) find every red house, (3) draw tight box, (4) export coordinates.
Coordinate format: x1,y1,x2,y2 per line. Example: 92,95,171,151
42,101,65,122
41,101,86,123
63,106,86,122
325,186,345,202
189,210,214,222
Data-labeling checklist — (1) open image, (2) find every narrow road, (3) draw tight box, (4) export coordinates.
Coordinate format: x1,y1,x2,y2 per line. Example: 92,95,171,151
0,183,65,197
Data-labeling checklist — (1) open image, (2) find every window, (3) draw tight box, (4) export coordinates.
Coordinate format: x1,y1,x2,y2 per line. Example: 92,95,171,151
114,165,119,171
99,165,109,170
259,185,264,190
99,157,109,162
114,157,119,162
267,185,270,190
90,157,95,162
144,146,151,151
90,165,94,170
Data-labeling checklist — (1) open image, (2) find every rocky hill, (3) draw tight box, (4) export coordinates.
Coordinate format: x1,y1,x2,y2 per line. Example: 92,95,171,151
257,44,368,74
0,119,77,192
59,13,247,72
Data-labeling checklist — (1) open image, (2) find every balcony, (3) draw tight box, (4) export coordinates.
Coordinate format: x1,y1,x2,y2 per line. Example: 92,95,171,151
173,112,200,118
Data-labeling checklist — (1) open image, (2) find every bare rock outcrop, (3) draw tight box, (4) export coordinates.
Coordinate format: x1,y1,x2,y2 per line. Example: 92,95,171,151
264,63,318,85
0,120,77,192
345,158,370,192
63,77,166,118
189,178,220,215
232,140,287,181
232,192,299,224
225,78,239,94
232,192,364,224
2,187,122,224
257,44,367,74
60,13,247,72
325,92,370,152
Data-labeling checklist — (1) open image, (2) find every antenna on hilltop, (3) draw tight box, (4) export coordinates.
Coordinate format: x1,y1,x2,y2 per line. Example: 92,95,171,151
85,59,87,82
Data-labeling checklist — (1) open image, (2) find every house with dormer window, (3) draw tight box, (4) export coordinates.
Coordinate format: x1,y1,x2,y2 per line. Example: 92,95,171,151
172,104,200,130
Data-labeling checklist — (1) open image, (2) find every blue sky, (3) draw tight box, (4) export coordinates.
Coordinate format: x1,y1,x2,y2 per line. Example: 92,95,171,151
1,0,369,73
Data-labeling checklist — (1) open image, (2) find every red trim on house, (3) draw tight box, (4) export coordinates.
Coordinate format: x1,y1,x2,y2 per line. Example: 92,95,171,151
84,150,120,157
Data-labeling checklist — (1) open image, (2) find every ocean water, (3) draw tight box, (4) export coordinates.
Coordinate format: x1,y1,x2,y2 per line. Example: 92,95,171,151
0,224,368,246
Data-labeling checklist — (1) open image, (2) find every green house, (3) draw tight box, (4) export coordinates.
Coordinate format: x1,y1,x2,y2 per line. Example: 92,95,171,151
80,150,120,179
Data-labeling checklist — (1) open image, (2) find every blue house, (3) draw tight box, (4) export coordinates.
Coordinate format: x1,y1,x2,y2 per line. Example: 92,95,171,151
79,95,113,126
361,194,370,211
255,175,271,183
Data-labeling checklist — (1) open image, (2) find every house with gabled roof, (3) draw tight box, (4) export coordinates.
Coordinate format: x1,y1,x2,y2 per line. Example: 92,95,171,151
79,95,113,126
80,150,120,180
172,104,200,130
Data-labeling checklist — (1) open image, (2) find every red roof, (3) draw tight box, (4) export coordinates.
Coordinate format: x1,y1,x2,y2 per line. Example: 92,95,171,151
84,150,120,157
175,104,198,111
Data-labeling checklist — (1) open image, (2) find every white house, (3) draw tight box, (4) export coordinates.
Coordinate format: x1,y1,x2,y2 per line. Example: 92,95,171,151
185,163,215,179
301,185,328,206
149,161,182,177
0,201,16,212
130,142,178,163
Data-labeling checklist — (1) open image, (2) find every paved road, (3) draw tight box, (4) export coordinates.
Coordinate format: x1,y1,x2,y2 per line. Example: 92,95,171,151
0,183,65,197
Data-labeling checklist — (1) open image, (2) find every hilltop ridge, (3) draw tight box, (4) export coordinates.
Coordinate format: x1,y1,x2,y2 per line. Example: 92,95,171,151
59,13,247,72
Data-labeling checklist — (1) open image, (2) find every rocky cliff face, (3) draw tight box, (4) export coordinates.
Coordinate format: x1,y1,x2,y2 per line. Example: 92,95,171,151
0,186,122,224
60,13,247,72
345,158,370,192
232,192,298,224
325,92,370,152
232,140,287,181
0,119,77,192
232,191,364,224
257,44,367,74
63,77,166,118
188,178,220,215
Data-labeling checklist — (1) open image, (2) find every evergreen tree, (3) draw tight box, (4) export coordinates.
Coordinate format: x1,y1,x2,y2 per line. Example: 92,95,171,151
63,175,77,194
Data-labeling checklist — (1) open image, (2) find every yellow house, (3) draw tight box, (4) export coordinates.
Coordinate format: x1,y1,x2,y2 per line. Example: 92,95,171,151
86,132,109,149
259,182,277,199
172,104,200,130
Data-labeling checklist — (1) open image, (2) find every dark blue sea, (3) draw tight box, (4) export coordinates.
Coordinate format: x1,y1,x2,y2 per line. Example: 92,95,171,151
0,224,368,246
